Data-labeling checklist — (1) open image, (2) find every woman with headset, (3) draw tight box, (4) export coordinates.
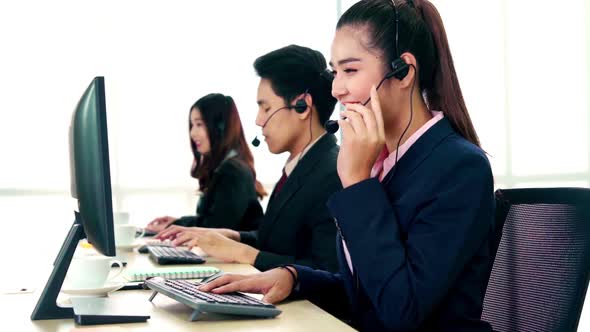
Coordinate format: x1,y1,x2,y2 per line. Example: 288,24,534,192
145,93,266,233
199,1,496,331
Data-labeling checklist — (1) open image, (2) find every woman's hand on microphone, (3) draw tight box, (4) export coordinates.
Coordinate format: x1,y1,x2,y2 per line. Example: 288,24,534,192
337,85,385,188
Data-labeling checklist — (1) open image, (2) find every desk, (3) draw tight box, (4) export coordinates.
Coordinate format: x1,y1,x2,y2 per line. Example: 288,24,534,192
2,245,354,332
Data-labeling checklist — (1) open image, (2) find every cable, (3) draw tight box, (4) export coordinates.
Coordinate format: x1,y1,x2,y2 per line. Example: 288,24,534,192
361,76,390,106
388,63,417,181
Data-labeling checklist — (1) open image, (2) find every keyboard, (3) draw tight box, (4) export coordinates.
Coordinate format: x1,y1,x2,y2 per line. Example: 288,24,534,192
146,278,281,320
147,246,206,265
139,228,158,237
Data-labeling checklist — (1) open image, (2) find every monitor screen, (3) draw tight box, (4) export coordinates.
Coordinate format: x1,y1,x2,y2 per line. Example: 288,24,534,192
68,76,115,256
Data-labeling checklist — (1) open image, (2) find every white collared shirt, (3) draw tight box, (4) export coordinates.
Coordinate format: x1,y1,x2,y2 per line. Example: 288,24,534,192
284,133,326,176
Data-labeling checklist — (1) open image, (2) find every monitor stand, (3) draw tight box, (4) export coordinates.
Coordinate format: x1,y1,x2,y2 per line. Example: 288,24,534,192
31,211,150,325
31,213,83,320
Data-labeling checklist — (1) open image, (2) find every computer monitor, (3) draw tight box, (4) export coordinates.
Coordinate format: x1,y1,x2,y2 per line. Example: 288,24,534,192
31,77,117,320
31,77,149,324
69,76,115,256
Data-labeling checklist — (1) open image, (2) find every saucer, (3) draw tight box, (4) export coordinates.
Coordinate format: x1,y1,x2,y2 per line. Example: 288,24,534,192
61,281,125,296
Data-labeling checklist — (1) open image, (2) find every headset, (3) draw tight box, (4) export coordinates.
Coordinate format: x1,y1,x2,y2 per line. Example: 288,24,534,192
216,119,226,138
251,92,309,147
215,96,233,138
385,0,410,81
324,0,410,134
292,98,308,114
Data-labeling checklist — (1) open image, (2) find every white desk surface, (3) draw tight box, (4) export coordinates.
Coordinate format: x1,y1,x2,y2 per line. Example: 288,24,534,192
2,243,355,332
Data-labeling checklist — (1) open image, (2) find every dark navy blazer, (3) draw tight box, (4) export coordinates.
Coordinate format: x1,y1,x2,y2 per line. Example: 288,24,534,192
294,118,495,332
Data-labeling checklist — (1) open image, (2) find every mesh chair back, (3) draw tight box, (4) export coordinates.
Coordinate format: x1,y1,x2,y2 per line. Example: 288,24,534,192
482,188,590,332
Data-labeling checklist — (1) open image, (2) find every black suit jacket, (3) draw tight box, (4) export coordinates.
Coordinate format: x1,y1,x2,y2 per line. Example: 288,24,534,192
240,134,341,272
175,158,262,231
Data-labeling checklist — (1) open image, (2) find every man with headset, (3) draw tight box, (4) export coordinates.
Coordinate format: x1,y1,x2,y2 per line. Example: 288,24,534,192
157,44,341,273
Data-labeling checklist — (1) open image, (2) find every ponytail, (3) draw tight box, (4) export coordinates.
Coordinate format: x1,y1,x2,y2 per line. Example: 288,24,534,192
415,0,480,147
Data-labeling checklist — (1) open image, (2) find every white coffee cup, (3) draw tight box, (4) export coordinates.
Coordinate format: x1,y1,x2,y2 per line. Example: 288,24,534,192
113,212,130,225
115,224,144,246
65,256,124,289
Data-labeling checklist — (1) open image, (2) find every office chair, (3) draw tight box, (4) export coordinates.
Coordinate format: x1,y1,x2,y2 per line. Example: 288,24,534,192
481,188,590,332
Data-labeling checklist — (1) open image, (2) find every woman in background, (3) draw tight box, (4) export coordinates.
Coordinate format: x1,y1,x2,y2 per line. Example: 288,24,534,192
146,93,266,233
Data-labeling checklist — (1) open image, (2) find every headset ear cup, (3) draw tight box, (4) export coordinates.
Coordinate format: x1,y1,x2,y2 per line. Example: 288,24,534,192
294,99,308,114
390,58,410,80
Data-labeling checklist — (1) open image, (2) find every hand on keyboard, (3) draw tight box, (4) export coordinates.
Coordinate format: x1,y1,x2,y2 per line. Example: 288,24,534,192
146,277,282,319
179,231,257,264
145,239,174,246
145,216,178,233
155,226,256,264
197,267,296,304
154,225,191,242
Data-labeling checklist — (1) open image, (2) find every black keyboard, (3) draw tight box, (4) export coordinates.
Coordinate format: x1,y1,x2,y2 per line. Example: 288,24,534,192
147,246,206,265
141,228,158,237
146,278,281,320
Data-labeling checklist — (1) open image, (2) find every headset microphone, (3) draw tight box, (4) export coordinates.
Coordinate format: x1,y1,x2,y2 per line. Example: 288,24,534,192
251,136,260,147
251,94,309,147
324,120,339,134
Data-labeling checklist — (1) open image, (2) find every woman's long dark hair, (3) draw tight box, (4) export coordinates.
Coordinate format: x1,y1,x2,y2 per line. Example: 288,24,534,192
190,93,267,198
338,0,480,147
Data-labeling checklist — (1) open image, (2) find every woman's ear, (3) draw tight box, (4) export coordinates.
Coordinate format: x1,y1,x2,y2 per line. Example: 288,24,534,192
399,52,418,89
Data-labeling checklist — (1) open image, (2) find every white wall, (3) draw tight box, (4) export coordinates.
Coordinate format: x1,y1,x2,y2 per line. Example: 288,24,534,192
0,0,338,220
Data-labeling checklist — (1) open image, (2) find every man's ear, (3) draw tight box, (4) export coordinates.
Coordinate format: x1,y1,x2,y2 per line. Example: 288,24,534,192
295,93,313,120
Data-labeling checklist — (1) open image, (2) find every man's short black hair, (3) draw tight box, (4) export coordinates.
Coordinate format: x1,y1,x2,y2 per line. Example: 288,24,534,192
254,44,337,125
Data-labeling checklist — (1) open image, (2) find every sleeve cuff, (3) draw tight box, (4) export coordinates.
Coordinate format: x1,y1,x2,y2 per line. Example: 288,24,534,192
239,231,258,247
253,250,292,272
174,216,198,227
